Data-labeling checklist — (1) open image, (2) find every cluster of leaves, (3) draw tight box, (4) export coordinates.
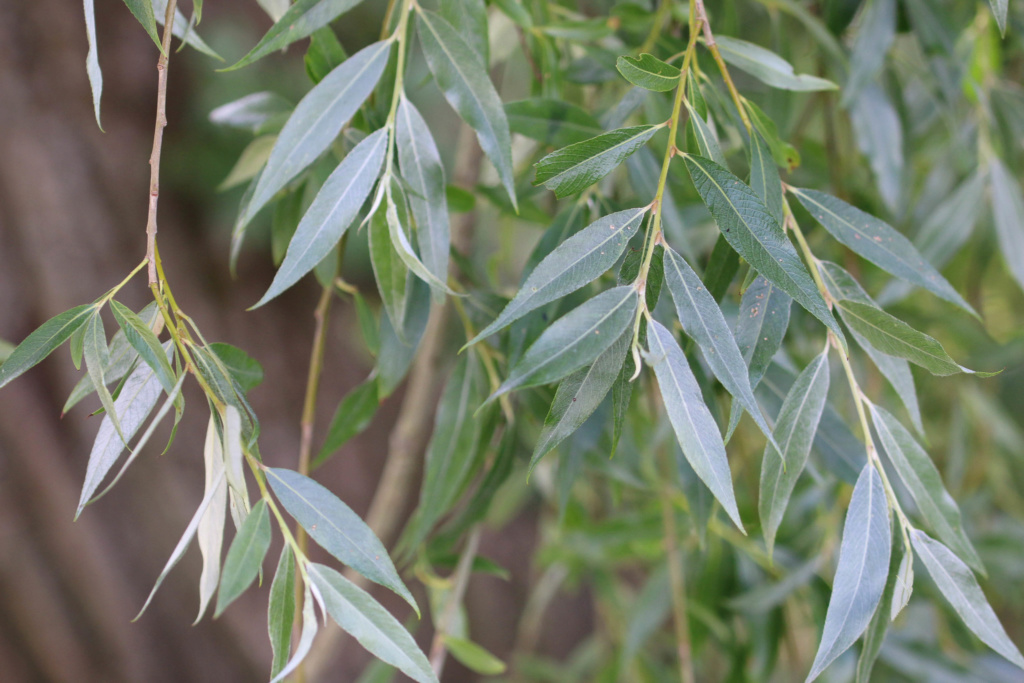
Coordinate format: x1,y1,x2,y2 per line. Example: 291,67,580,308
2,0,1024,681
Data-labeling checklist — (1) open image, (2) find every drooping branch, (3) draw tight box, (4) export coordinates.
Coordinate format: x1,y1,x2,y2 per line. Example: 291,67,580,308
145,0,178,285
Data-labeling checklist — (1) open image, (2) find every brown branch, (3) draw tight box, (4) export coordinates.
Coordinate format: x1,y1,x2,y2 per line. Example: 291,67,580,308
146,0,177,285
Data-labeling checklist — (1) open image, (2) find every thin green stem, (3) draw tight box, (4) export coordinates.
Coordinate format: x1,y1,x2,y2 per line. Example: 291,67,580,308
427,525,482,677
693,0,751,132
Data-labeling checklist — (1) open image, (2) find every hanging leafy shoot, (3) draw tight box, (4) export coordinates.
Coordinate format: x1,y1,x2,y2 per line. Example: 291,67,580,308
2,0,1021,680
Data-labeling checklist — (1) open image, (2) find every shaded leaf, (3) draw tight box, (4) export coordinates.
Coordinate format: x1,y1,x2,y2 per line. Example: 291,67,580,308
443,636,506,675
912,530,1024,669
226,0,368,70
240,41,390,227
842,0,896,105
685,102,726,167
806,463,891,682
531,328,630,470
792,187,974,314
492,285,638,400
267,546,295,678
535,125,662,198
990,158,1024,295
152,0,222,58
645,319,743,530
269,579,318,683
122,0,161,49
505,98,603,148
417,8,516,207
615,53,680,92
215,499,271,617
254,127,388,307
0,304,93,389
110,300,177,396
749,129,783,225
397,97,450,300
83,311,125,443
308,564,438,683
759,348,830,556
369,202,409,338
855,536,906,683
715,36,838,91
315,378,379,466
218,135,276,191
870,403,983,573
266,467,418,614
209,342,264,393
683,155,843,344
469,207,646,345
848,84,902,213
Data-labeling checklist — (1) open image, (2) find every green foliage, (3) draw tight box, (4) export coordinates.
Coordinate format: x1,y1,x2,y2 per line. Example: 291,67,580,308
5,0,1024,680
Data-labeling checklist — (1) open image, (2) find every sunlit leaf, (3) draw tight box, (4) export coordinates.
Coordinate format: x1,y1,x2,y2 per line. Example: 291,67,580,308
266,467,419,614
469,207,646,345
315,378,379,466
912,530,1024,670
308,564,438,683
0,304,93,390
110,300,177,396
254,127,388,307
443,636,506,675
806,463,891,682
267,546,296,678
715,36,838,91
645,319,743,530
417,8,516,207
196,415,228,623
535,125,663,198
615,53,680,92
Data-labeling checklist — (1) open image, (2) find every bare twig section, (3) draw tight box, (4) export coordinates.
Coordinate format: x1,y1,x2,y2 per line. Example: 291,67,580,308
428,525,482,676
146,0,178,285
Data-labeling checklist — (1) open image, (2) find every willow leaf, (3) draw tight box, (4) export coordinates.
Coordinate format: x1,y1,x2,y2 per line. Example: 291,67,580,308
535,125,662,198
469,207,646,345
215,499,271,617
646,320,743,530
0,304,94,389
615,53,680,91
806,463,891,682
267,546,295,678
715,35,838,91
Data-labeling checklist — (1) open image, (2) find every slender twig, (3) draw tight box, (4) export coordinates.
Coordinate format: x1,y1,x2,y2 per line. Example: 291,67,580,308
694,0,752,132
146,0,178,285
428,525,482,677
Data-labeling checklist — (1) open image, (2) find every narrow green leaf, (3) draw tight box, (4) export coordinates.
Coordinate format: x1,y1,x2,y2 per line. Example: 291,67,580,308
891,548,914,620
315,379,379,466
703,234,740,302
492,286,638,400
267,546,296,679
254,127,388,308
792,187,975,315
683,155,844,345
615,53,680,92
407,354,492,549
759,348,830,556
110,300,176,396
240,40,390,227
505,99,604,148
531,328,630,471
0,304,93,389
806,463,891,682
122,0,161,49
912,530,1024,670
469,207,646,345
215,499,271,617
84,0,103,128
440,0,488,65
218,135,276,191
684,102,726,167
70,324,86,370
535,125,662,198
83,311,125,443
990,158,1024,295
266,467,418,614
443,636,506,675
749,130,783,225
715,36,838,91
417,8,516,208
835,299,964,376
818,262,923,434
152,0,222,58
385,187,458,298
663,247,778,448
855,537,906,683
135,468,227,619
842,0,896,104
988,0,1009,35
397,97,450,300
646,319,744,530
196,414,228,623
269,579,318,683
308,564,438,683
369,202,409,336
209,342,264,393
225,0,367,70
305,26,348,84
209,91,293,133
870,403,984,573
376,278,430,397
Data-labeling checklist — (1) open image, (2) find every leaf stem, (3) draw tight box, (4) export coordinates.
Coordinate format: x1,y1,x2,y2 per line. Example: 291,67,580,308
693,0,752,133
